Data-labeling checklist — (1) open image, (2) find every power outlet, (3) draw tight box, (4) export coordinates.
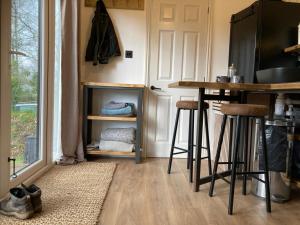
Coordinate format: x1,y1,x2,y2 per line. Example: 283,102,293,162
125,50,133,58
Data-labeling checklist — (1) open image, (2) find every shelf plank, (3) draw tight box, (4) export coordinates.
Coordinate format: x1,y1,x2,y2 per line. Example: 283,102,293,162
87,149,135,157
284,44,300,54
82,81,145,89
87,115,137,122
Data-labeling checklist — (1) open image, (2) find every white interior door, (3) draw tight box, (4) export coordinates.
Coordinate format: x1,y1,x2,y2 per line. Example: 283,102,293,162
147,0,209,157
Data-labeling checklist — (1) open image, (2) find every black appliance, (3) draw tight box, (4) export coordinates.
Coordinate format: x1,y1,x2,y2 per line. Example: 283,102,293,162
228,0,300,83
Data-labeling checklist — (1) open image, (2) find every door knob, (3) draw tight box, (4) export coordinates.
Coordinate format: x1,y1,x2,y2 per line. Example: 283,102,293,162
150,85,162,91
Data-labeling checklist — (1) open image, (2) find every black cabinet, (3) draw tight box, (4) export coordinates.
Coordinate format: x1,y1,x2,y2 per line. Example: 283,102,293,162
229,0,300,83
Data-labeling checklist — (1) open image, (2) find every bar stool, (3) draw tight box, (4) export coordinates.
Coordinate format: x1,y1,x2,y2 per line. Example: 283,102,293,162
167,100,212,183
209,104,271,215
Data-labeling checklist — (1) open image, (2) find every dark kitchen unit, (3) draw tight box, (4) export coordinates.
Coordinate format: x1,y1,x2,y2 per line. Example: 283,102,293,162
228,0,300,83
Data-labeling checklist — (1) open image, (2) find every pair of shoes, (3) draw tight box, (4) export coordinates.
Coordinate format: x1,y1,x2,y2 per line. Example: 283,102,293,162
0,184,42,220
0,187,34,220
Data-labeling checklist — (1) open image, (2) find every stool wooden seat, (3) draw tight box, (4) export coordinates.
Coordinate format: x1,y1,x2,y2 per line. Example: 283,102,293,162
221,104,268,117
209,103,271,215
176,101,209,110
168,100,212,183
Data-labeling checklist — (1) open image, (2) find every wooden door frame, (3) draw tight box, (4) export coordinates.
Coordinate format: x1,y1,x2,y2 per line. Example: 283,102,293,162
0,0,12,198
144,0,213,157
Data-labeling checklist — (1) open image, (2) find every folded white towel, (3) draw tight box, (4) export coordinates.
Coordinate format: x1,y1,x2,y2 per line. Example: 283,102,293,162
99,140,135,152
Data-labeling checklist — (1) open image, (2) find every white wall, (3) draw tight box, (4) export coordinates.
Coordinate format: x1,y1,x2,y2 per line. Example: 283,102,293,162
208,0,256,154
80,0,147,84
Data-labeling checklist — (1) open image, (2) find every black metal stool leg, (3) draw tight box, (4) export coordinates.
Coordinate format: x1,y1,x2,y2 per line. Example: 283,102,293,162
187,110,193,170
209,115,227,197
189,109,195,183
242,118,249,195
204,109,212,176
261,117,271,213
168,108,181,174
228,115,241,215
228,117,234,170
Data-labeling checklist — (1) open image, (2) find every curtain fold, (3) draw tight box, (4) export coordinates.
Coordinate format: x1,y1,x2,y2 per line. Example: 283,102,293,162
59,0,84,164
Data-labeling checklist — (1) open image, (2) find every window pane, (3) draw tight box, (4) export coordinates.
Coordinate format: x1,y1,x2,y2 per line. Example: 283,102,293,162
10,0,41,175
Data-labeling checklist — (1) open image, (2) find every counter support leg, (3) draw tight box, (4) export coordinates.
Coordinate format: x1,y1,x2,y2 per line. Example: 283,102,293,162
194,88,205,192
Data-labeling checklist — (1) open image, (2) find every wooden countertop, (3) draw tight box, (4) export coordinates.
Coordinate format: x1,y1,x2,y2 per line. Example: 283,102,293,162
168,81,300,91
82,81,145,89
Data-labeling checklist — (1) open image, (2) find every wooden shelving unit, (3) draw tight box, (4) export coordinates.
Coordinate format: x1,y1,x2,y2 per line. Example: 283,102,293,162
82,82,145,163
284,44,300,54
87,115,137,122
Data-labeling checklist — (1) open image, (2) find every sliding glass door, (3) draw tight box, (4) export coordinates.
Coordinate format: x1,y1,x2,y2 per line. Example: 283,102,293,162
0,0,52,195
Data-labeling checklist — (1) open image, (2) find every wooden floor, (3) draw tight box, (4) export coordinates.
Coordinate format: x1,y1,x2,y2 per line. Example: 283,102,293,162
96,158,300,225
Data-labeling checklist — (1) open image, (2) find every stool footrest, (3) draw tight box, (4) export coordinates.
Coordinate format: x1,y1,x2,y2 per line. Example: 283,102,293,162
199,171,232,185
173,151,188,155
249,174,267,184
192,145,208,150
216,174,231,184
218,161,244,165
191,156,210,162
236,171,266,175
173,146,210,155
173,147,188,151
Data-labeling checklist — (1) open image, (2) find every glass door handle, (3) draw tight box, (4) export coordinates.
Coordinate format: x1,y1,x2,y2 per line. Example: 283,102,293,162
150,85,162,91
8,157,17,179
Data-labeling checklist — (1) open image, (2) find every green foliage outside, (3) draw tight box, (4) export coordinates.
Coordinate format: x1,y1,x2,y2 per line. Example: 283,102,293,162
11,59,38,105
11,110,37,160
10,0,40,168
11,58,38,162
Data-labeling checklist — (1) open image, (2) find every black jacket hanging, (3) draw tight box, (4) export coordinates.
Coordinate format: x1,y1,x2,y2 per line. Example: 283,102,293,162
85,0,121,65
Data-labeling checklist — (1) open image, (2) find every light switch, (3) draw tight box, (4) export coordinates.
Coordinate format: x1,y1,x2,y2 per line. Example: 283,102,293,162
125,50,133,58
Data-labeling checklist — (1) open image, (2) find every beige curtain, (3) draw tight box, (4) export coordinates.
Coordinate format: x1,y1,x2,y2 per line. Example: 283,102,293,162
59,0,84,164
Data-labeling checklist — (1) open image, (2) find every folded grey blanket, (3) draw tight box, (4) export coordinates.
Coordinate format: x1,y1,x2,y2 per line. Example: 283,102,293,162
101,128,136,144
103,101,128,110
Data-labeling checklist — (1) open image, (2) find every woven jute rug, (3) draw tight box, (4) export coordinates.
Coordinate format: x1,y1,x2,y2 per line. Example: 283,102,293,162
0,162,116,225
